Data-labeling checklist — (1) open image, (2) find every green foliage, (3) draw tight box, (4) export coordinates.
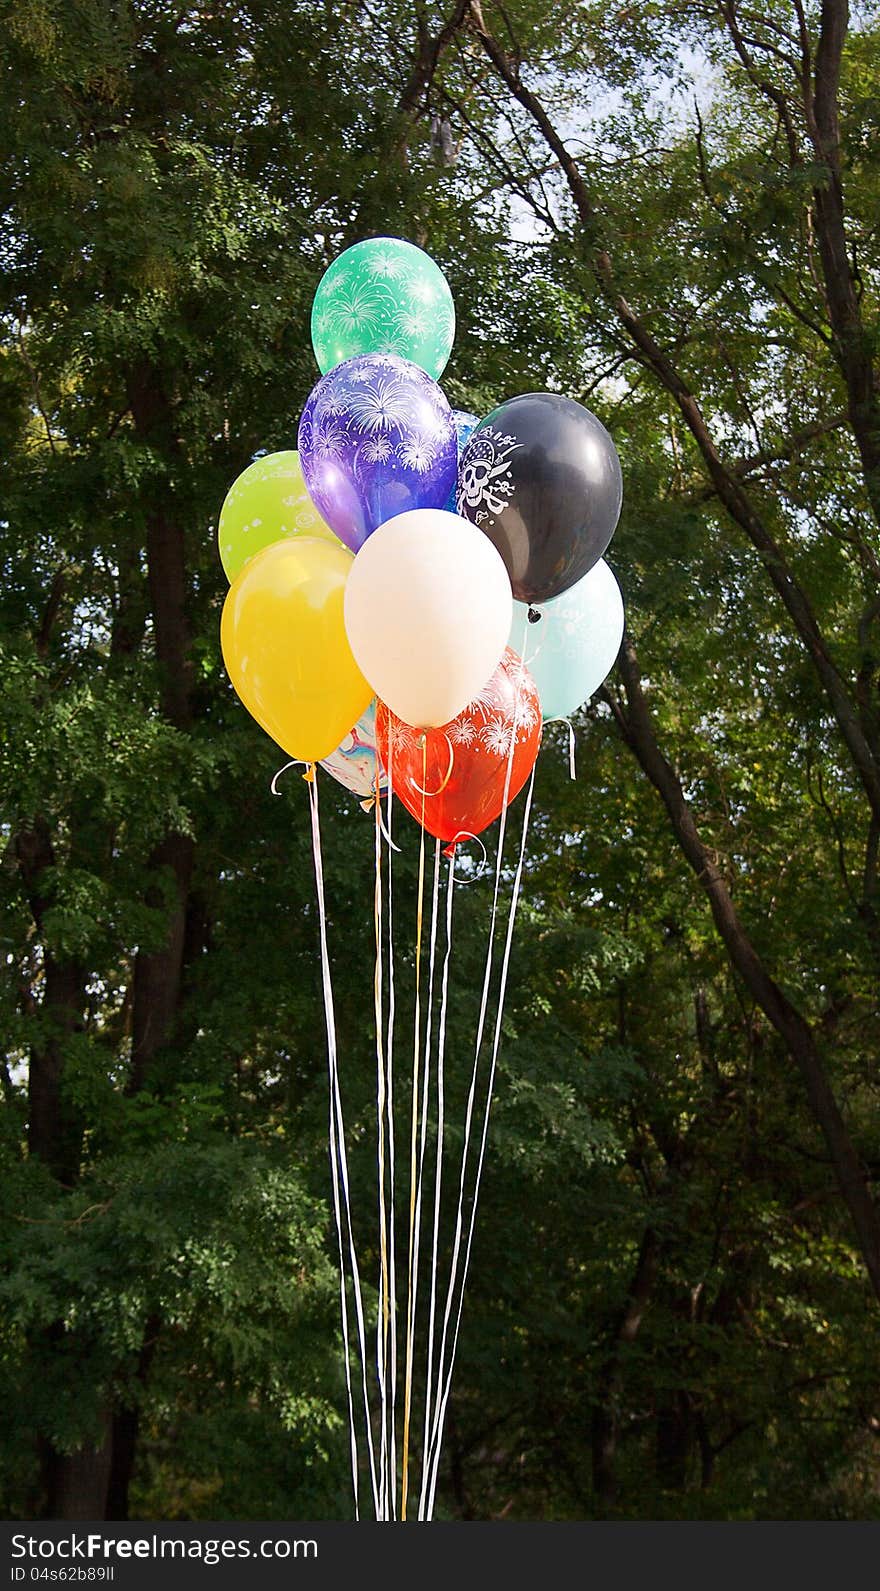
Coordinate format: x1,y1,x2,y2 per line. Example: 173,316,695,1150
2,0,879,1525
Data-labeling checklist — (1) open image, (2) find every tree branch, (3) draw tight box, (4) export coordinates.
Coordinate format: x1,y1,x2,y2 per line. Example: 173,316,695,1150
467,1,880,824
608,634,880,1302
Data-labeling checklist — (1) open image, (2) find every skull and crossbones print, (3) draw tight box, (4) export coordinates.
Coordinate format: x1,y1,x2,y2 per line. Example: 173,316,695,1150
457,427,521,521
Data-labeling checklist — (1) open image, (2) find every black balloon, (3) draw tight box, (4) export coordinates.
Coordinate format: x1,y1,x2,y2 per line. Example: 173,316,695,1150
456,393,623,604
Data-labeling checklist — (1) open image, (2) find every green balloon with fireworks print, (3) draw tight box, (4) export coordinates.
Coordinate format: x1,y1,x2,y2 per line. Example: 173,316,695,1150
310,237,455,380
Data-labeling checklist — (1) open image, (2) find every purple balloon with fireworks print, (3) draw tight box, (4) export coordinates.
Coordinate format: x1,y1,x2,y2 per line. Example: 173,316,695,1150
444,409,481,513
298,353,457,554
319,700,387,802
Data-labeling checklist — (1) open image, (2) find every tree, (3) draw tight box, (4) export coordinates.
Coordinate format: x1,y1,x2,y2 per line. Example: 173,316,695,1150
2,0,879,1521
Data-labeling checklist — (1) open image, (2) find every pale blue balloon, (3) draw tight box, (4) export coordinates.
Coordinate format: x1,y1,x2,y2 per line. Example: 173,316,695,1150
509,559,624,721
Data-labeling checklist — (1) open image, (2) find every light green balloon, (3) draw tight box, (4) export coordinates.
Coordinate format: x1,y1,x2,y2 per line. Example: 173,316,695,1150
217,450,338,582
311,237,455,378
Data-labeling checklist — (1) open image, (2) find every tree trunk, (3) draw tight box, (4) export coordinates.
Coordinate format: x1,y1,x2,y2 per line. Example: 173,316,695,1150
591,1225,658,1509
35,358,195,1518
15,817,84,1184
808,0,880,531
41,1412,114,1521
656,1393,692,1494
609,637,880,1302
126,359,196,1097
129,831,195,1093
105,1322,161,1521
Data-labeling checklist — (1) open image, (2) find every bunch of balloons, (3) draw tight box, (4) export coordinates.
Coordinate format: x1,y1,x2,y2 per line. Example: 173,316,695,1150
219,236,625,841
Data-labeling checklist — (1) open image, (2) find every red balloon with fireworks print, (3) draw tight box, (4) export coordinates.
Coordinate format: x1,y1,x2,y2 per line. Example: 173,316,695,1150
375,647,542,846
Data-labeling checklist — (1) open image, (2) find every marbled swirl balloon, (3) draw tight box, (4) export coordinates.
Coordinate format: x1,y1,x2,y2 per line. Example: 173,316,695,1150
319,700,387,800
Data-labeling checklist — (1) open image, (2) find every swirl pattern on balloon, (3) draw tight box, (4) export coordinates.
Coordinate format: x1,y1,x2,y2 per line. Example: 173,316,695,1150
311,238,455,379
298,354,457,553
320,701,387,800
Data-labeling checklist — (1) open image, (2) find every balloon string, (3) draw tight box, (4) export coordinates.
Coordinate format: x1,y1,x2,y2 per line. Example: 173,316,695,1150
410,731,455,797
423,652,525,1506
425,765,536,1520
307,767,379,1519
384,743,399,1518
520,613,545,670
444,830,489,883
377,802,402,853
417,845,455,1520
270,757,313,795
411,837,441,1517
373,782,390,1520
400,739,428,1519
545,716,577,780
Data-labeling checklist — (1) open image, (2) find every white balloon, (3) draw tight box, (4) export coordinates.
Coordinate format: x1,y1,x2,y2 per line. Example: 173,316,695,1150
344,509,513,728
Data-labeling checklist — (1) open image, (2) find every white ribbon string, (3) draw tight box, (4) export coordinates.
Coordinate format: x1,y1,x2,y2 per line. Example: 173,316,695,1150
406,837,442,1516
377,802,402,853
400,763,428,1520
410,732,455,797
384,740,399,1518
444,830,489,884
544,715,577,780
292,609,539,1519
423,633,527,1500
425,766,537,1518
308,772,379,1519
270,758,307,796
372,785,390,1521
417,846,456,1519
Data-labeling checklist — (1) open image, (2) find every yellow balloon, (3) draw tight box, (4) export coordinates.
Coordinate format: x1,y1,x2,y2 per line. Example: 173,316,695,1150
221,537,372,764
217,450,339,582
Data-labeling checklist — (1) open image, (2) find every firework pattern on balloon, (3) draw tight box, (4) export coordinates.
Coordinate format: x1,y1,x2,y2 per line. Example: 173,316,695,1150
298,353,457,553
311,238,456,378
375,648,542,845
387,648,540,758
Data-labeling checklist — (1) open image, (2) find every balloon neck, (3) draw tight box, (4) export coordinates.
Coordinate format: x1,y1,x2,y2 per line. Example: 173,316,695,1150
442,841,457,861
527,606,542,624
303,764,316,784
360,797,375,813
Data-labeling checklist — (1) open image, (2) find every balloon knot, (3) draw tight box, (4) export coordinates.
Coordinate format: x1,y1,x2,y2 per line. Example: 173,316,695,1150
302,764,316,784
442,841,458,861
360,797,375,813
527,606,542,624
